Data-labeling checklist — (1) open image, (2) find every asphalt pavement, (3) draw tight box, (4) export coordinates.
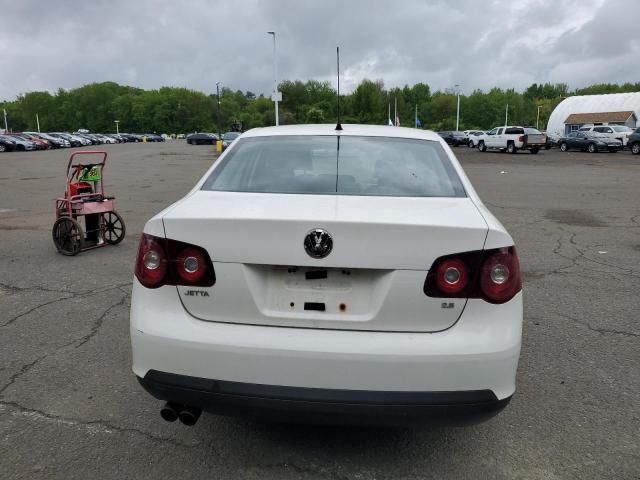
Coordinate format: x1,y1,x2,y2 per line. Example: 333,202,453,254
0,141,638,479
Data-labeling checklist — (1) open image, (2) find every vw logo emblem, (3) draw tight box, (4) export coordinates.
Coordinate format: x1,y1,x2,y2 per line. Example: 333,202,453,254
304,228,333,259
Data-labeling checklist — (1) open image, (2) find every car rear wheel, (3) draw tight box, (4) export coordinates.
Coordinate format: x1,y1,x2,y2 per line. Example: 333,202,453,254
468,140,474,148
631,143,640,155
0,144,6,152
587,143,596,153
559,142,568,152
507,142,517,154
478,141,487,152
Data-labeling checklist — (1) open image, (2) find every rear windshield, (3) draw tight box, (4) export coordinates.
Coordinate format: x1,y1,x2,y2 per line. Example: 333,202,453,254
505,127,525,135
202,135,466,197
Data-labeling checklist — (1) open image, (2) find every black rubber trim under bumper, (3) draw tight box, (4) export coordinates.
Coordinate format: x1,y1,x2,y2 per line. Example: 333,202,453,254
138,370,512,426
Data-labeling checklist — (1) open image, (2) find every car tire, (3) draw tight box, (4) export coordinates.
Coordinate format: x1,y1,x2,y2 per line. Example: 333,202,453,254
587,143,596,153
560,142,568,152
530,148,539,154
507,142,517,154
478,141,487,152
0,144,6,153
631,142,640,155
468,140,474,148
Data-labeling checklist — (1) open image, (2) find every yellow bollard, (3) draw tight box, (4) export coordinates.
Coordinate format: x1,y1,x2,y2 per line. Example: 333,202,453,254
216,140,222,153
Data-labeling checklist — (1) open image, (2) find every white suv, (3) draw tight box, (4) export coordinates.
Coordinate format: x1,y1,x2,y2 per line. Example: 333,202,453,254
130,124,523,427
578,125,633,146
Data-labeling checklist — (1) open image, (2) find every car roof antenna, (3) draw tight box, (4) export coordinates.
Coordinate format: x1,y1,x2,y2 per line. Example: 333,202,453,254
335,46,342,131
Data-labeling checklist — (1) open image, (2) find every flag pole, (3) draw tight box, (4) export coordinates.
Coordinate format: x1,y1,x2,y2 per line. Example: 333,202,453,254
36,113,41,133
415,104,418,128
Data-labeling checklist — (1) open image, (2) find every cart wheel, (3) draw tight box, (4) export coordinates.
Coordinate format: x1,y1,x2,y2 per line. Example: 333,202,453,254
52,217,84,256
103,211,126,245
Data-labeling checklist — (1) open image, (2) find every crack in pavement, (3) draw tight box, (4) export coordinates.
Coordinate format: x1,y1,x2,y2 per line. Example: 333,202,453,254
550,231,640,279
0,282,132,328
0,400,200,449
0,294,128,395
75,295,128,348
0,354,48,396
554,311,640,338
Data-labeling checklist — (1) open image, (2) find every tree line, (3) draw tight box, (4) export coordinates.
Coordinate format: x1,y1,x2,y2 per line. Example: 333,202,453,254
2,80,639,134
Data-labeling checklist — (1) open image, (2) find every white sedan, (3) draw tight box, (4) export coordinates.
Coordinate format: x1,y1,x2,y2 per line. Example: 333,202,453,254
130,124,523,426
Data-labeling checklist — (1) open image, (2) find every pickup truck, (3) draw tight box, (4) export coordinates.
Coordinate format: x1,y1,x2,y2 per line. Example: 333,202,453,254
478,126,547,154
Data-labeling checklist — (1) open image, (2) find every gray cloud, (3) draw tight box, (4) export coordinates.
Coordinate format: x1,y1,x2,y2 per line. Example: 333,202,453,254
0,0,638,101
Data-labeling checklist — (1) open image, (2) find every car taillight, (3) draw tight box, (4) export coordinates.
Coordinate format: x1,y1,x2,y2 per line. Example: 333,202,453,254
424,246,521,304
135,233,215,289
435,258,469,294
519,135,525,142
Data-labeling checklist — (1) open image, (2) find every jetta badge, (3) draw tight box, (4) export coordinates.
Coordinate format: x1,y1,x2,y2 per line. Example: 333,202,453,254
304,228,333,259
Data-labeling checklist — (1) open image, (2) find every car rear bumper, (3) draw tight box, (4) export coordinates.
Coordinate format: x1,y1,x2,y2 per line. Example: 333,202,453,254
138,370,512,425
131,278,522,410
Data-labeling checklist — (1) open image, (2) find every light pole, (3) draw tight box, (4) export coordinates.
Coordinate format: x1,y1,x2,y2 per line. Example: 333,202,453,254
455,84,461,131
216,82,221,139
114,120,120,134
267,31,279,126
536,105,542,130
3,109,8,133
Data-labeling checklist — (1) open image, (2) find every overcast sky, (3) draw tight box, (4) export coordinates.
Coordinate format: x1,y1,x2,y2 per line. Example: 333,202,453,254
1,0,638,101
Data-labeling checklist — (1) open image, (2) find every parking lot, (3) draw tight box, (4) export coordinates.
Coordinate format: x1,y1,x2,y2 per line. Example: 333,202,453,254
1,141,639,479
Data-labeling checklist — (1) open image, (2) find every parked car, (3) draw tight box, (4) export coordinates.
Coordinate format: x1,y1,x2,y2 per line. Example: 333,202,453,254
186,133,218,145
131,124,523,427
437,131,467,147
628,127,640,155
0,134,17,152
558,131,622,153
49,133,82,147
578,125,633,147
24,132,70,148
467,131,487,148
221,131,241,150
462,130,484,142
177,134,186,139
11,133,50,150
478,126,546,154
144,133,165,142
4,134,37,151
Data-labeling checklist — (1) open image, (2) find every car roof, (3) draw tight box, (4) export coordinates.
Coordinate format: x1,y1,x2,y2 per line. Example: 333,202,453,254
242,124,443,142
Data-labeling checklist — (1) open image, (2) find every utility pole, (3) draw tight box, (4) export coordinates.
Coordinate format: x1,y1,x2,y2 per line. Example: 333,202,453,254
36,113,41,133
114,120,120,134
394,97,397,126
505,104,509,127
536,105,542,130
267,31,280,126
455,84,461,131
3,109,8,133
216,82,221,139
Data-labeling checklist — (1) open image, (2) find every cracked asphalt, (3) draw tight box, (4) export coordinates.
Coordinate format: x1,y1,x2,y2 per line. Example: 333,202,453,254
1,142,639,479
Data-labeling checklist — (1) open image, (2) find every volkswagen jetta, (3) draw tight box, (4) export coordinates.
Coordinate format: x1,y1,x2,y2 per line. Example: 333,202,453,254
130,124,523,426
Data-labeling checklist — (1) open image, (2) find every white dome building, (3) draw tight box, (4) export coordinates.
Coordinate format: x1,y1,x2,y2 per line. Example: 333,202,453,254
546,92,640,138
